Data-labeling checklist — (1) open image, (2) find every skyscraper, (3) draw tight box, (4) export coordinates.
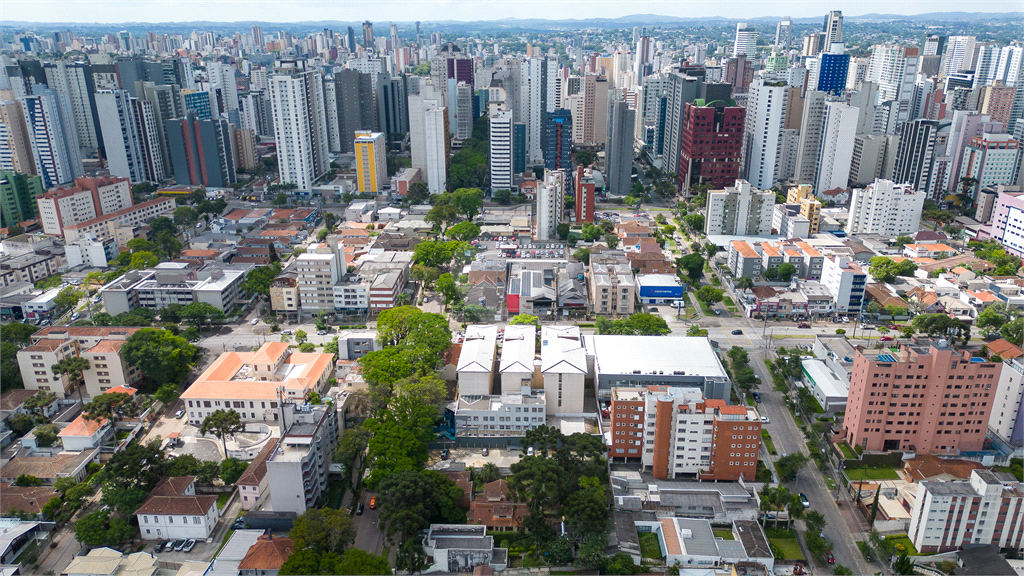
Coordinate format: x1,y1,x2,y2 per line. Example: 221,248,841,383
408,82,449,194
347,27,357,53
0,96,35,175
893,119,946,200
42,61,102,155
131,98,166,182
775,17,793,48
814,102,858,194
679,101,745,191
543,109,572,172
376,73,408,136
362,22,374,51
866,44,920,125
0,170,44,227
165,113,237,188
526,58,548,164
822,11,843,48
489,110,514,191
267,60,329,192
207,62,239,113
354,131,386,193
20,86,83,188
251,25,263,50
742,79,789,190
331,70,375,154
944,36,978,76
605,99,634,196
136,81,185,179
793,90,827,186
733,23,757,57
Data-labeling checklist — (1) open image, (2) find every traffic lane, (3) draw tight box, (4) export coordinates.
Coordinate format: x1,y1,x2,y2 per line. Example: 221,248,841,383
351,493,386,556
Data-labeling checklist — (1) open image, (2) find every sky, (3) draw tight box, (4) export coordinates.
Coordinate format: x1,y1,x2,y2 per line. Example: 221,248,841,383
1,0,1020,24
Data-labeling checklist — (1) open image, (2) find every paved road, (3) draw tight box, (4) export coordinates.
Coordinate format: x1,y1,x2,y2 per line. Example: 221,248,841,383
350,492,386,556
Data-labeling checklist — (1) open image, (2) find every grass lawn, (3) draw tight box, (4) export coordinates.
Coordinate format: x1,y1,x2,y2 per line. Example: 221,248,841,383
762,435,778,455
845,467,901,481
216,492,231,509
638,532,663,560
723,296,735,306
768,538,805,560
838,442,858,459
698,299,714,315
668,238,677,247
746,396,756,406
884,536,919,556
825,476,838,490
713,530,735,540
710,276,721,286
727,307,738,313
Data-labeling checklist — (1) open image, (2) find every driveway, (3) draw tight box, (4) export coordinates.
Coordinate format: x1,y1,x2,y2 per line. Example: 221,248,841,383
172,437,223,461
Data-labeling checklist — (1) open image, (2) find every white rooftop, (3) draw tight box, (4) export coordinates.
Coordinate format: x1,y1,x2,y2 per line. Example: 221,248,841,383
584,336,727,378
541,325,587,374
636,274,682,287
457,325,498,373
801,359,849,399
499,324,536,373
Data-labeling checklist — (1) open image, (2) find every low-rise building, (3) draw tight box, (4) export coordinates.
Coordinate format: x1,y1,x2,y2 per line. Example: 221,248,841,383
236,441,276,511
589,252,636,315
908,470,1024,553
422,525,508,573
0,449,97,484
63,548,160,576
801,359,849,412
0,246,67,288
635,274,684,304
238,535,294,576
65,235,118,268
181,342,334,425
58,414,112,451
456,325,498,396
266,403,339,514
469,479,530,531
135,476,220,540
540,325,587,415
62,197,176,246
100,264,251,314
498,325,535,394
446,391,547,439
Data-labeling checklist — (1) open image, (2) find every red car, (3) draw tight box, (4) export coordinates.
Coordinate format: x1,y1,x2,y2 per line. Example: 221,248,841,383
880,336,894,341
797,323,810,328
827,552,836,565
890,325,899,330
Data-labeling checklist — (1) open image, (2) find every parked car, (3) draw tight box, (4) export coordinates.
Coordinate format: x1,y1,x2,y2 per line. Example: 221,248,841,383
752,392,762,403
880,336,894,341
649,307,659,312
797,323,810,328
860,323,870,329
250,318,258,325
70,312,80,321
482,447,489,456
231,519,246,530
317,330,327,335
182,539,196,553
281,330,292,335
800,493,810,508
440,448,449,460
369,497,376,509
174,409,185,419
714,309,722,315
890,325,899,330
93,295,101,303
731,329,743,335
155,541,167,553
356,503,364,515
173,539,187,552
827,552,835,565
760,416,770,424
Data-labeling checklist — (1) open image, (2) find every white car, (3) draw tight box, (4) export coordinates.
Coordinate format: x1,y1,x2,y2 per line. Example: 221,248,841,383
195,222,203,229
760,416,770,424
251,318,259,325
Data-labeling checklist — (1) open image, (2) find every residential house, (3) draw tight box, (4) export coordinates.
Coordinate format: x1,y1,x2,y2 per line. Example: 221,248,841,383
135,476,220,540
469,480,529,531
238,535,294,576
236,441,276,510
0,450,98,484
57,415,112,451
63,548,160,576
0,485,59,518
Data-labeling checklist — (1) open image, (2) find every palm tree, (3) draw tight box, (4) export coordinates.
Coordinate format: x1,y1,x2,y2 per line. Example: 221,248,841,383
736,276,755,291
478,462,500,484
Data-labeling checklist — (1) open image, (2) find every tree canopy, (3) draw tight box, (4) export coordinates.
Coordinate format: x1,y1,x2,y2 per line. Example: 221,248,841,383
595,313,670,335
868,256,918,283
120,328,196,386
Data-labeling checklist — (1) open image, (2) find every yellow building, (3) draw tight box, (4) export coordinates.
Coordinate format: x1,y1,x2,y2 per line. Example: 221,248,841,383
788,184,821,234
354,131,386,193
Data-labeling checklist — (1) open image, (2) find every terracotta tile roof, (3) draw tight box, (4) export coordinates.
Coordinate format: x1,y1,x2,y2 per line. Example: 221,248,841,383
33,326,143,339
865,284,908,308
750,286,779,299
904,455,985,481
224,209,250,220
181,343,333,403
0,452,82,480
661,518,682,554
795,241,822,258
22,339,71,352
483,479,513,502
180,249,220,258
0,484,59,515
760,242,781,257
238,536,294,571
134,494,217,516
785,249,802,257
84,340,127,354
236,441,277,486
732,241,759,258
105,385,137,396
59,414,108,437
151,476,196,497
259,230,298,238
443,343,463,368
968,290,999,302
987,339,1024,360
820,187,848,196
1,389,40,411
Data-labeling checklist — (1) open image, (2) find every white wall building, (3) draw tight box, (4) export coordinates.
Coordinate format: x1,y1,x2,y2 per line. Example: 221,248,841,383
65,235,118,268
457,325,498,396
489,110,514,191
847,178,925,236
295,243,341,313
95,90,146,183
742,79,788,190
821,255,867,314
959,133,1020,194
268,61,329,192
19,87,83,188
988,357,1023,449
266,402,338,515
135,476,220,540
540,325,587,415
536,170,565,241
705,179,775,236
814,102,858,194
408,81,448,194
499,324,535,394
733,23,757,57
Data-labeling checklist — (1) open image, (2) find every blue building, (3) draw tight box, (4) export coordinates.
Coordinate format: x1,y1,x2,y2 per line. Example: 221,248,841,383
817,53,850,95
513,123,527,175
636,274,684,304
543,109,572,172
182,90,213,120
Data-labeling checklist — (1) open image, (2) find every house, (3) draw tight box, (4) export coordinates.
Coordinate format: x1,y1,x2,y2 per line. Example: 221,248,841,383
469,480,529,531
238,535,294,576
1,390,59,418
903,243,958,259
236,441,276,510
422,525,508,573
906,286,943,313
57,415,112,451
937,296,975,321
616,221,652,240
627,251,673,274
0,485,59,517
62,548,160,576
960,290,1000,309
985,339,1024,360
134,476,220,540
0,449,98,484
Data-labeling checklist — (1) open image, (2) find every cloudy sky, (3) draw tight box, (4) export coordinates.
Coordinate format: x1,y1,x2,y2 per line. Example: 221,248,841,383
2,0,1019,24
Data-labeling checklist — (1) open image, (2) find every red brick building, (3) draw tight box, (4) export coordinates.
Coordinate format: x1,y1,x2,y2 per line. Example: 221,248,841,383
678,102,745,192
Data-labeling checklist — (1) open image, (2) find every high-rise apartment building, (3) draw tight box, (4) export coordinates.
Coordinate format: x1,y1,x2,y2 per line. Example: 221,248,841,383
136,81,185,177
850,134,889,186
944,36,978,76
978,84,1016,129
19,87,83,188
847,178,925,236
844,340,1001,454
362,22,374,50
536,170,565,241
408,82,450,194
268,61,329,192
574,166,595,223
376,74,408,136
489,110,514,191
679,101,744,191
525,58,548,164
42,61,102,155
704,179,775,236
165,113,237,188
353,131,386,193
793,90,827,186
814,101,858,194
543,110,572,173
775,17,793,47
207,62,238,113
893,119,949,200
295,242,341,313
607,386,762,481
95,90,147,182
866,45,920,126
131,98,166,182
0,170,44,227
266,401,339,515
822,11,843,47
958,133,1020,196
0,96,35,175
330,70,374,154
742,79,789,190
605,100,634,195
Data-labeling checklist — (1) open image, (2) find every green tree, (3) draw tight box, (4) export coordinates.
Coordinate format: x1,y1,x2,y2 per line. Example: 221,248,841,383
425,203,458,231
395,373,449,409
100,439,167,491
869,256,918,282
51,355,91,392
562,476,608,533
1,322,39,345
54,286,84,312
23,391,57,413
75,510,135,547
334,426,372,474
410,265,441,289
573,247,591,264
120,328,196,386
378,469,466,544
894,235,913,247
477,462,500,484
294,329,308,344
404,182,431,206
911,313,971,344
435,273,460,307
446,221,481,242
1002,318,1024,346
683,213,705,233
242,263,282,297
604,233,620,249
374,306,452,355
82,392,138,423
14,474,42,487
1,342,23,393
695,285,724,304
574,150,597,166
199,409,245,454
322,211,337,232
220,457,249,484
595,313,670,335
290,507,357,554
180,302,225,331
776,452,809,481
677,253,705,285
580,223,602,242
510,314,540,327
364,395,437,487
777,263,796,282
556,222,570,240
273,192,288,205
